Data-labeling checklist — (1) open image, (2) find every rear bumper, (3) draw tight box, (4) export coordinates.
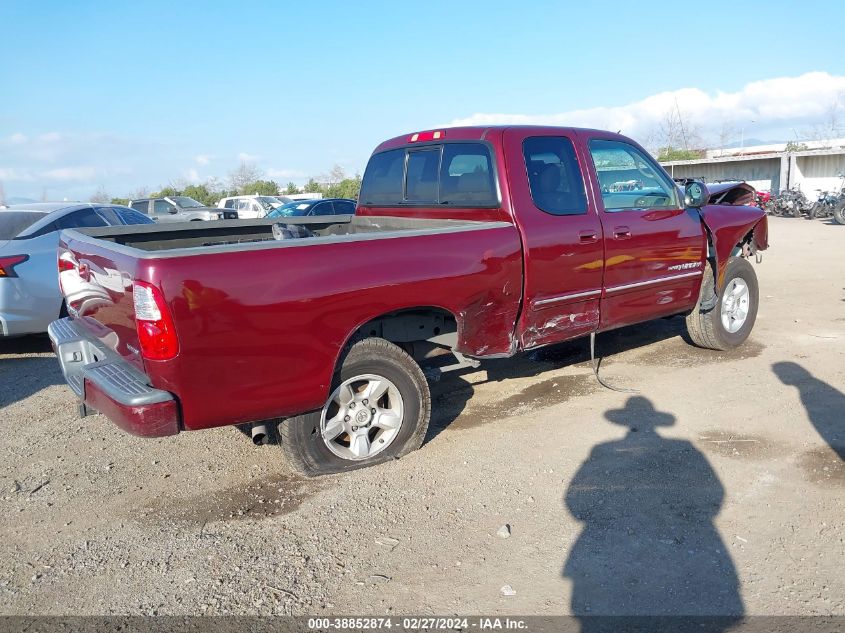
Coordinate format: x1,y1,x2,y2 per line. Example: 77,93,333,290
47,318,180,437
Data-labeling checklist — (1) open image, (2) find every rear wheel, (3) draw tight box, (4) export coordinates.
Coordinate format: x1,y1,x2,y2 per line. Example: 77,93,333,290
279,337,430,476
686,257,759,351
834,202,845,225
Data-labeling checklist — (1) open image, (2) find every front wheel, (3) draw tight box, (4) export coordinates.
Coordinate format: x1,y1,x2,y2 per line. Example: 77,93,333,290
279,337,431,476
686,257,759,351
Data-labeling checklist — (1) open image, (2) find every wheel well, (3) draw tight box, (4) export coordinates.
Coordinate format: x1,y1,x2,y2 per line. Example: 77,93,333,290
353,308,458,349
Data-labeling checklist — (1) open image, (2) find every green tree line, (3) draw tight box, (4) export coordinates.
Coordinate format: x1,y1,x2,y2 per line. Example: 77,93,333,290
109,163,362,207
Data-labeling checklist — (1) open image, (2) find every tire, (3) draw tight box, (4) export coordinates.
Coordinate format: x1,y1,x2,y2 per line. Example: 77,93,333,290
686,257,759,351
279,337,431,477
834,202,845,225
808,203,820,220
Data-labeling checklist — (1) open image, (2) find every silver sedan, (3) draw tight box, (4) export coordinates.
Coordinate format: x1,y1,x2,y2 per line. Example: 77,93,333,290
0,202,153,337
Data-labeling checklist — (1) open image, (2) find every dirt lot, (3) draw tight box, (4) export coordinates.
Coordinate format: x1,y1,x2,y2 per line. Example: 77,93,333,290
1,216,843,617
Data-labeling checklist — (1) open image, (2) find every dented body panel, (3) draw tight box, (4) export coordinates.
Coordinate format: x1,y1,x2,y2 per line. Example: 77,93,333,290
698,204,768,286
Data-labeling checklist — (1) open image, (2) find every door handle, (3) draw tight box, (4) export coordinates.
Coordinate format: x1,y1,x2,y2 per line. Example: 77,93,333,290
613,226,631,239
578,230,599,244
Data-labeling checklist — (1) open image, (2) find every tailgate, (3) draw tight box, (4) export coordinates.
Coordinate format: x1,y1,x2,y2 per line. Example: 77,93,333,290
58,230,146,371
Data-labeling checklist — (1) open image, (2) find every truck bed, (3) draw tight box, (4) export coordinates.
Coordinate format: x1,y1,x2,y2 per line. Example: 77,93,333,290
79,215,500,254
58,214,523,431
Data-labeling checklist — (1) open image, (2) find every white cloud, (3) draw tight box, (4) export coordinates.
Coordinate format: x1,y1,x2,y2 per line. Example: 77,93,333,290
445,71,845,143
195,154,212,166
6,133,28,145
0,167,35,181
38,132,62,142
42,166,99,181
237,152,262,162
184,168,201,183
267,168,306,180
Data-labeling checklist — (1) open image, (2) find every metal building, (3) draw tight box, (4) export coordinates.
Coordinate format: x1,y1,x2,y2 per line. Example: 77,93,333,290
659,139,845,194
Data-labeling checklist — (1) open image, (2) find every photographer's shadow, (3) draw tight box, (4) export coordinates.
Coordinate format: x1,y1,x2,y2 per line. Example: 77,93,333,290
563,397,743,630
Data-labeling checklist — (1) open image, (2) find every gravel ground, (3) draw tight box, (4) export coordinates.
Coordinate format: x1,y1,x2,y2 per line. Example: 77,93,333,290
1,216,843,616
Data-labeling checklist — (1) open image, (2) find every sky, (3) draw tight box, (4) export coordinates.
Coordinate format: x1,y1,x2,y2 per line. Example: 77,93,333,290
1,0,844,201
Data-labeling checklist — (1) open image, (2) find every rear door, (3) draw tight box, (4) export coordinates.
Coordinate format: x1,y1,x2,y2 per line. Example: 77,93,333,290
583,135,705,329
503,129,604,349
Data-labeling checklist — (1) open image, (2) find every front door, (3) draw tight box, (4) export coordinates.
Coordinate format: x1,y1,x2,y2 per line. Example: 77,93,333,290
503,129,605,349
583,135,706,329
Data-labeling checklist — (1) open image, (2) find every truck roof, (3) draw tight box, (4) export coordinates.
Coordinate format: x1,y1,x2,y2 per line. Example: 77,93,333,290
372,125,625,154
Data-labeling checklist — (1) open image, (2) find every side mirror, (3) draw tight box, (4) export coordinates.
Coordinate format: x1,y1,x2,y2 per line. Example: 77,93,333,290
168,208,178,214
684,181,708,208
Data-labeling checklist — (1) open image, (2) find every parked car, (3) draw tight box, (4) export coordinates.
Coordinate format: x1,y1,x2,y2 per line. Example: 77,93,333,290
217,195,294,219
0,203,153,337
128,196,237,222
49,126,768,476
266,198,356,218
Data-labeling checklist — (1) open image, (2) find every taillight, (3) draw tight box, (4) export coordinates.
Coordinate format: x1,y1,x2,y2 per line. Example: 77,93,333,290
57,251,77,296
133,281,179,360
0,255,29,278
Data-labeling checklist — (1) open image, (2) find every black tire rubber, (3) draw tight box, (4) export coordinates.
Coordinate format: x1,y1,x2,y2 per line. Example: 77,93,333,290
808,203,820,220
834,202,845,225
279,337,431,477
686,257,759,351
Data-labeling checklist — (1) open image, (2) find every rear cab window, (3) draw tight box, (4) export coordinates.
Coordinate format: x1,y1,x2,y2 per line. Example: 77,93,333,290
588,139,679,211
360,142,498,207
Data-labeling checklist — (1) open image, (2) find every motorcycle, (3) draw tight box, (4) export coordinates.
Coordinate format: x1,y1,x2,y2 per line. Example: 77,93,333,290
807,190,840,219
769,187,811,218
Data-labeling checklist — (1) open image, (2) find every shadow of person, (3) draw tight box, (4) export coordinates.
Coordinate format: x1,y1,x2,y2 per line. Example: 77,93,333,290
773,361,845,461
563,397,743,631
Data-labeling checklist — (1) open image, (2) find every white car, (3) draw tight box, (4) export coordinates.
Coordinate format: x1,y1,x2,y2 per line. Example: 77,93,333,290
217,195,293,219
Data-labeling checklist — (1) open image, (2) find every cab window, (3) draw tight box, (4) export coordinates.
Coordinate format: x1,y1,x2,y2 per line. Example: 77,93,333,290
589,140,678,211
522,137,587,216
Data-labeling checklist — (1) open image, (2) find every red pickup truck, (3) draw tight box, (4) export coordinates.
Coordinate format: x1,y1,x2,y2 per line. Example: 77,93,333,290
49,126,768,475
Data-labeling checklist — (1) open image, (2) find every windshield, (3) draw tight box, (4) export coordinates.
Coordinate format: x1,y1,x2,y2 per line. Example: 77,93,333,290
170,196,205,208
0,211,48,240
266,202,311,218
255,196,281,211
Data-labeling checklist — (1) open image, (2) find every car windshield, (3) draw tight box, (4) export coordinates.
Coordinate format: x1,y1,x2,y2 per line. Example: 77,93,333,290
170,196,205,208
256,196,280,210
266,202,312,218
0,211,48,239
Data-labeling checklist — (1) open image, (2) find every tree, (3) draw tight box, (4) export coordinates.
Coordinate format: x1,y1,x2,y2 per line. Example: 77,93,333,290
90,186,111,203
303,178,322,193
326,173,362,199
284,182,300,195
648,99,703,158
803,96,844,145
111,197,129,206
240,179,280,196
229,161,264,193
716,121,738,156
657,148,704,161
182,184,217,206
0,181,5,206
